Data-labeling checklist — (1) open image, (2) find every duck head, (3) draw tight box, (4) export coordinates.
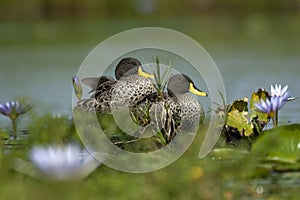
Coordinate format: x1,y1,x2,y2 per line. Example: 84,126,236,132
115,57,154,80
167,74,208,97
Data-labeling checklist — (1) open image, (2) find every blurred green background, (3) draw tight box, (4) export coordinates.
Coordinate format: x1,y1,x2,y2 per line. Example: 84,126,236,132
1,0,300,20
0,1,300,199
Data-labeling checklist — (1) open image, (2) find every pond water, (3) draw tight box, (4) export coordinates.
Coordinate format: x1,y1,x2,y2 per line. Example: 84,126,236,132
0,16,299,124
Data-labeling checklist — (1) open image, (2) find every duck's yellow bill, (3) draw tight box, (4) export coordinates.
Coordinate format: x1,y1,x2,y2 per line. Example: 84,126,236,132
138,67,154,79
189,83,208,97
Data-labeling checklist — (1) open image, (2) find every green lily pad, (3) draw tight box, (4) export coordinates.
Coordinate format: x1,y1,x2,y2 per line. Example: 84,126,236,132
227,109,253,136
251,124,300,170
250,89,269,123
225,97,253,136
257,161,300,172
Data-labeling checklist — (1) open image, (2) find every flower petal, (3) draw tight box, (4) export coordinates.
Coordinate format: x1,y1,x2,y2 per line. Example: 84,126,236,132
30,144,101,181
271,84,276,96
282,85,288,95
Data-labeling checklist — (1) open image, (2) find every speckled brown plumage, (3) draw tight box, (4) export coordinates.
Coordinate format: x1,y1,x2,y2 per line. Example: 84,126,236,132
75,57,155,113
167,74,206,129
110,74,155,110
176,93,205,129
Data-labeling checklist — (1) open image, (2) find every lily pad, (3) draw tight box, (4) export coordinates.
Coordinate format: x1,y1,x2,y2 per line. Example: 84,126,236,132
227,110,253,137
221,97,255,146
251,124,300,171
226,97,252,136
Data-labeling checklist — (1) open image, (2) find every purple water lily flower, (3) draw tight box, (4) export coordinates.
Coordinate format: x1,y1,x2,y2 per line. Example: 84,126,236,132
255,98,272,114
255,96,286,114
72,76,83,100
255,84,296,128
0,101,32,120
0,100,32,139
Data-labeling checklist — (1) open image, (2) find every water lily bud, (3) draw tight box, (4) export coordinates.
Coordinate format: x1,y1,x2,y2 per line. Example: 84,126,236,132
72,76,83,100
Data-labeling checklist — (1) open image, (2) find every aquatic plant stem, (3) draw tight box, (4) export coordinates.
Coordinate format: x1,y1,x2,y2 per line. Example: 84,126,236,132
12,119,17,139
275,110,278,127
272,110,278,128
0,140,3,159
253,120,261,135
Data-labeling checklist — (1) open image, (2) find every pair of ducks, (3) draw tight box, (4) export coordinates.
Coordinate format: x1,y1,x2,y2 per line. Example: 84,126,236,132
77,57,207,139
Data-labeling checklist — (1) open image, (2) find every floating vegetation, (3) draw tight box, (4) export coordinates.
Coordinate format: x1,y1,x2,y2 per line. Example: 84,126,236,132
251,124,300,172
214,84,296,149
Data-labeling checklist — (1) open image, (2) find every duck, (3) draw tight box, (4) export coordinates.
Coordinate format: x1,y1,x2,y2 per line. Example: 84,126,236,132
167,74,207,128
76,57,155,113
131,73,207,142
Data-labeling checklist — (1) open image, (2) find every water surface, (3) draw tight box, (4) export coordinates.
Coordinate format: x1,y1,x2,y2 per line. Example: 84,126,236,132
0,17,299,124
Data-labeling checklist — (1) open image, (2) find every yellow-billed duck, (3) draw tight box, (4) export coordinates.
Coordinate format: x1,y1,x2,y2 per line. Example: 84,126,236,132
76,57,155,113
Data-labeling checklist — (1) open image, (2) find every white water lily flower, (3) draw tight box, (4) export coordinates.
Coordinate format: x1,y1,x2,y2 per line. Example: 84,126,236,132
270,83,297,101
30,144,101,181
270,84,288,98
